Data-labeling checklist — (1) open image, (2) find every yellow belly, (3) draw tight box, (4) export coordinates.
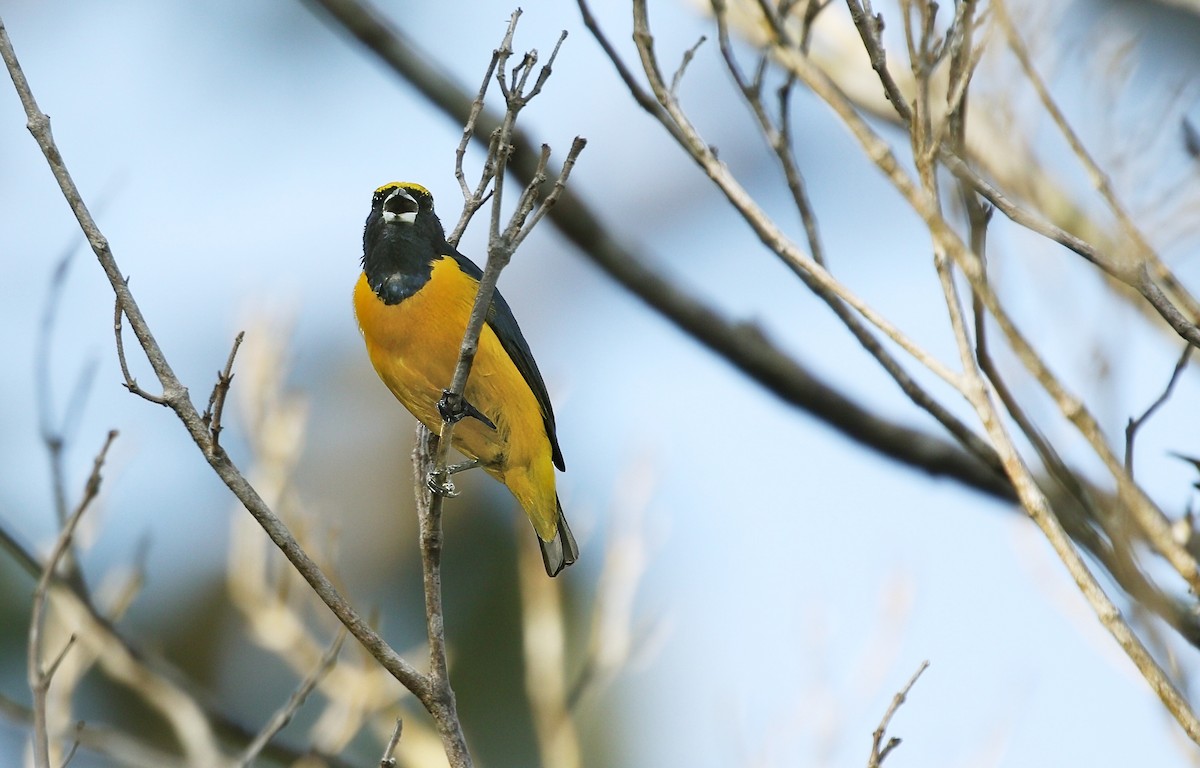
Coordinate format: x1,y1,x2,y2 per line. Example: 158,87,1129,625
353,259,559,540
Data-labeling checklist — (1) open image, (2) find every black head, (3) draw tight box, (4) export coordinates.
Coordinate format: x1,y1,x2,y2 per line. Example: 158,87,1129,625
362,182,447,304
366,182,446,241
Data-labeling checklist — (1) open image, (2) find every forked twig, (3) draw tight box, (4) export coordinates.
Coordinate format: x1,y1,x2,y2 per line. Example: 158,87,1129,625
202,331,246,448
866,660,929,768
1126,345,1193,476
113,296,168,406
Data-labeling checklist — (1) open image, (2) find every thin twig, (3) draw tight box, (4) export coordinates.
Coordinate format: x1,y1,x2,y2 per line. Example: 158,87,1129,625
430,11,579,491
866,660,929,768
515,137,587,245
112,296,168,406
202,331,245,448
60,734,81,768
527,30,569,100
844,0,913,124
450,42,504,242
413,428,471,768
669,36,707,98
1126,345,1193,476
379,718,404,768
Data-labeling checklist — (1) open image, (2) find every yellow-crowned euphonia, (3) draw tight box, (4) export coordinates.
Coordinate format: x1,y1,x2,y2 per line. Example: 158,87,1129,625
354,182,578,576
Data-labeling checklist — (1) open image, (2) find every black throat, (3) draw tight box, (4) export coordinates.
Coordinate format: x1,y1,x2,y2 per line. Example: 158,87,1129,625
361,209,446,305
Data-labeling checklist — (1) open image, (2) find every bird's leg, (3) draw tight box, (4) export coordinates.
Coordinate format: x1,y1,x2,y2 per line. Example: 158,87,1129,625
445,458,482,475
437,390,497,430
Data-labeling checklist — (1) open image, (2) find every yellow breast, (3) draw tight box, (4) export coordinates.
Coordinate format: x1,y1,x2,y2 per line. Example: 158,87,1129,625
352,257,558,538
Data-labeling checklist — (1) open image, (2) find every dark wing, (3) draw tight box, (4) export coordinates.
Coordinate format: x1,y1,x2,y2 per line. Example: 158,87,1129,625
449,249,565,471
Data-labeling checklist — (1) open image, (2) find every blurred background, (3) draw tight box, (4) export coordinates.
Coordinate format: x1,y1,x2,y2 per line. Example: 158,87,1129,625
3,0,1200,765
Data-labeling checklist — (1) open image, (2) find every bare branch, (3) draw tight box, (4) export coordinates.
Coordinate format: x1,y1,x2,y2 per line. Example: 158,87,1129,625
412,428,472,768
428,12,581,500
202,331,245,448
380,718,404,768
1126,345,1193,476
844,0,913,124
712,0,1004,480
669,36,707,97
113,296,168,407
514,137,588,246
991,0,1200,346
866,660,929,768
517,522,580,768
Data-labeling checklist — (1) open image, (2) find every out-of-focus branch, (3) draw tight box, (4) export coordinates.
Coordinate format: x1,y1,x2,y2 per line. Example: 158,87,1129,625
0,693,189,768
569,460,656,710
712,1,1005,481
579,0,1200,745
1126,345,1193,476
710,0,1200,601
35,243,96,598
28,430,116,768
301,0,1017,506
992,0,1200,333
2,520,364,767
380,718,404,767
234,629,348,767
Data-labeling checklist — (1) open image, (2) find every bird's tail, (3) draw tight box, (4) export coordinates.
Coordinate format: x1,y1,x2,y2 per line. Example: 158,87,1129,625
539,499,578,577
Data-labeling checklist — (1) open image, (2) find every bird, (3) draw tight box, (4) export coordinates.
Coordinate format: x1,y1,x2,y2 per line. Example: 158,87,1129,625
353,181,578,576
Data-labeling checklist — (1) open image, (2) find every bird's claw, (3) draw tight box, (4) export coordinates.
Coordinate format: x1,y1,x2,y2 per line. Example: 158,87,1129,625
427,471,459,498
437,390,497,430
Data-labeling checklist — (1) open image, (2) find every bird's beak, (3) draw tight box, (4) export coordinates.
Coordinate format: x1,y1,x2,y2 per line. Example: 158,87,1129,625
382,188,419,224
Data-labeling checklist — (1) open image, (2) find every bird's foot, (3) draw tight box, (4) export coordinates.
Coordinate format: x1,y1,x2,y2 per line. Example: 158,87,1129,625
437,390,497,430
426,470,459,498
